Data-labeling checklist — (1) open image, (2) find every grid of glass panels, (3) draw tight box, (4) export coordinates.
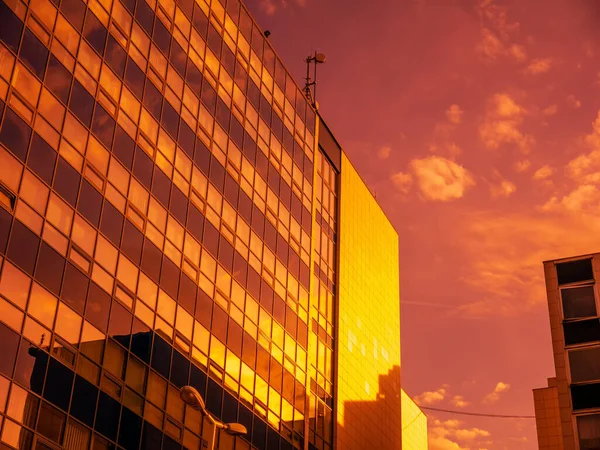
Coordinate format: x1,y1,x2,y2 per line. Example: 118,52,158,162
0,0,321,446
307,150,336,450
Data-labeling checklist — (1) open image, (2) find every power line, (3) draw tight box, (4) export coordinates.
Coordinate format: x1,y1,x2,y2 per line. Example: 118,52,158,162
418,406,535,419
402,411,424,430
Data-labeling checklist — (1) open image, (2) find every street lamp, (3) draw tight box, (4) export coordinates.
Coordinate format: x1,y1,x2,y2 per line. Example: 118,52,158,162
180,386,248,450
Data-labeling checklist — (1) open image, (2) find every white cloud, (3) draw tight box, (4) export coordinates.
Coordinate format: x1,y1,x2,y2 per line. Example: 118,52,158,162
483,382,510,404
532,165,554,180
415,385,448,405
490,179,516,198
410,156,476,201
525,58,554,75
390,171,413,194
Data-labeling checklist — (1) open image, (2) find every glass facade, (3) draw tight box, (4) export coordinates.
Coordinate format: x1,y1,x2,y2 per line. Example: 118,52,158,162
0,0,403,447
400,390,427,450
336,153,401,449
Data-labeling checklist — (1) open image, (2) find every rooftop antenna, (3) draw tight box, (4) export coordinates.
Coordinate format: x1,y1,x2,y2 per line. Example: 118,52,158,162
304,51,326,109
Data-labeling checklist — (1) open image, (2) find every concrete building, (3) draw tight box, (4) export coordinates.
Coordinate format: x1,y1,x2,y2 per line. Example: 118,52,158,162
0,0,403,447
534,254,600,450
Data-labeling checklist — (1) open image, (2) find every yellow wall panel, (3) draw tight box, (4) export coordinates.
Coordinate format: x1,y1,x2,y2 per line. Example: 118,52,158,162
336,153,401,449
401,389,428,450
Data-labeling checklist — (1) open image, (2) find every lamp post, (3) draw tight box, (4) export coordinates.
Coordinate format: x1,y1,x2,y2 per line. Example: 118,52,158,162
180,385,247,450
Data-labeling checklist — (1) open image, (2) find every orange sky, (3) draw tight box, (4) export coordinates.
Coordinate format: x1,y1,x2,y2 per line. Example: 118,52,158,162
245,0,600,448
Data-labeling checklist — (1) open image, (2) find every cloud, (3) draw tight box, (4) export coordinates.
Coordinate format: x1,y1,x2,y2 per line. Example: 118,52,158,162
415,385,448,405
446,104,464,124
567,94,582,109
452,206,600,316
429,418,491,450
259,0,306,15
541,185,600,213
410,156,476,201
479,93,534,154
532,165,554,180
514,159,531,172
542,104,558,116
378,146,391,160
428,122,463,158
565,110,600,182
483,382,510,404
490,179,516,198
390,171,413,194
451,395,470,408
525,58,554,75
475,0,526,63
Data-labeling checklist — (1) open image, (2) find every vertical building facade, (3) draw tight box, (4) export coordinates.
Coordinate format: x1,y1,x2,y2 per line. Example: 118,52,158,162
535,254,600,450
400,389,427,450
533,378,563,450
0,0,403,448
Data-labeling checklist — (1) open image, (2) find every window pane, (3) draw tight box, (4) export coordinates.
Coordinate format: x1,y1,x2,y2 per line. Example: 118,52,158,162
570,346,600,383
0,262,31,309
578,414,600,450
562,286,597,319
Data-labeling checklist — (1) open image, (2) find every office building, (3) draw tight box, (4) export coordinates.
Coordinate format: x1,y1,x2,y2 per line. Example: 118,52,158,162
0,0,403,447
401,389,427,450
534,254,600,450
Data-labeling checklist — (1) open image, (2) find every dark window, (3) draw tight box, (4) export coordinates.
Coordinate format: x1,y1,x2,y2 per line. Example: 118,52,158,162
71,375,98,427
141,421,163,450
28,133,57,184
8,220,40,275
570,346,600,383
185,61,203,93
100,200,124,247
119,407,142,450
45,56,72,103
201,81,217,113
215,97,230,131
247,80,260,111
221,45,235,76
44,357,74,411
253,417,267,450
178,121,195,159
133,146,154,188
170,349,189,388
143,80,163,119
577,414,600,450
562,286,597,319
0,206,12,254
238,191,252,224
151,334,171,379
234,64,248,94
122,220,143,265
571,383,600,410
125,58,145,99
135,0,155,35
0,108,32,162
202,221,219,257
186,204,204,242
105,35,126,78
60,0,86,30
14,340,45,392
218,237,234,272
194,138,210,175
83,11,107,55
206,23,222,54
211,306,228,343
92,103,116,148
86,282,111,332
161,100,179,138
227,320,242,356
20,29,49,79
113,125,135,169
151,167,171,207
0,322,19,377
109,301,133,340
0,2,23,52
160,256,179,299
141,239,162,283
169,40,186,75
557,259,594,285
37,401,67,443
195,288,212,328
206,377,222,418
69,80,95,127
564,319,600,346
177,274,196,314
61,263,89,315
96,391,121,441
54,157,81,206
153,19,171,55
35,242,65,295
169,186,187,224
192,4,208,35
77,180,103,227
